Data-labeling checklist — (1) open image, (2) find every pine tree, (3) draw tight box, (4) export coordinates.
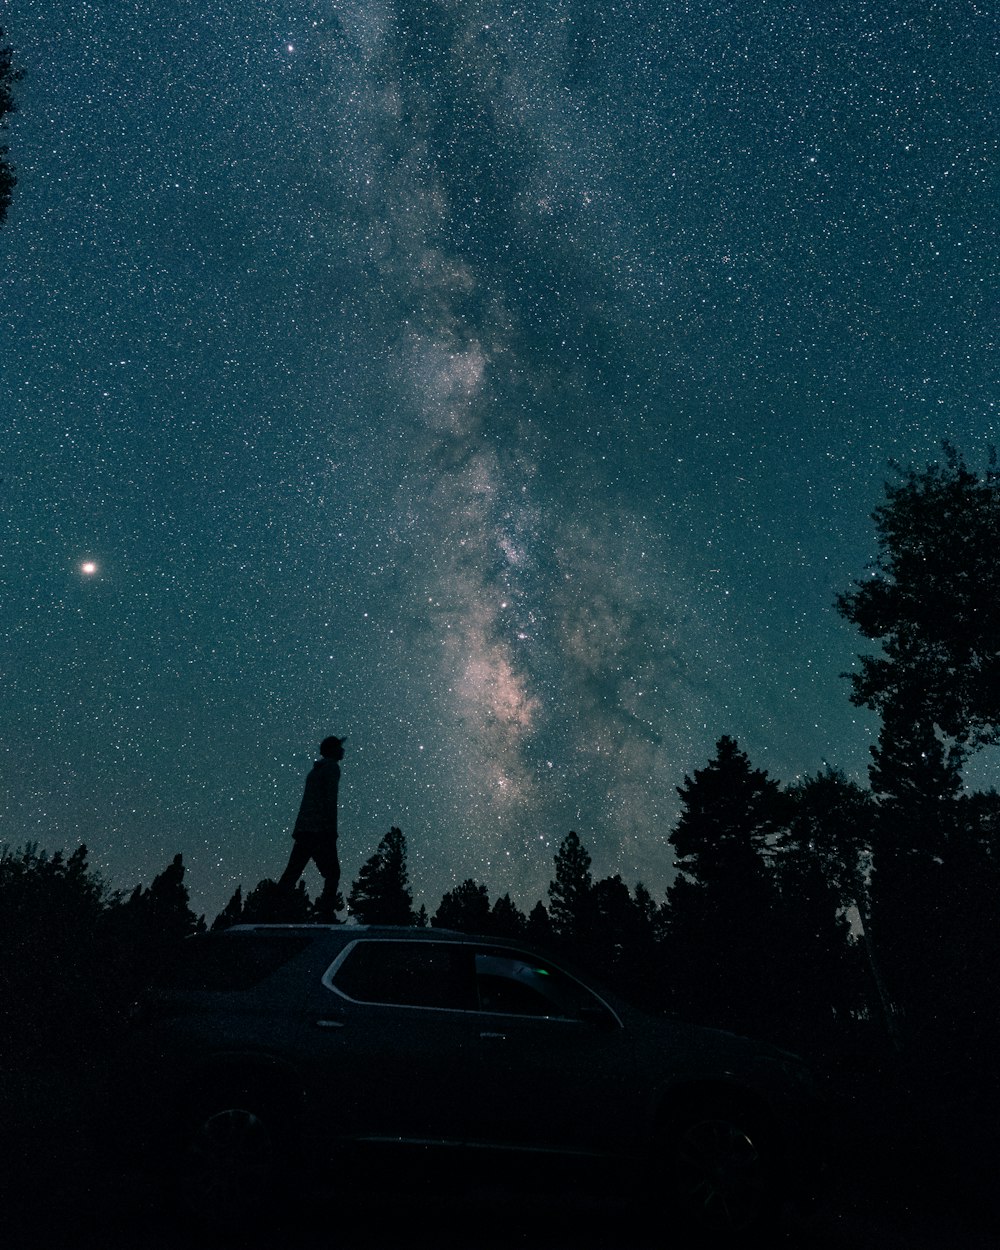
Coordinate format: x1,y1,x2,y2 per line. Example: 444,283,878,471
432,879,491,933
490,893,527,939
665,738,788,1036
627,881,667,1008
241,878,312,924
776,771,873,1049
211,886,244,931
105,854,204,999
347,827,415,925
525,900,554,947
835,448,1000,1060
838,445,1000,770
780,769,871,919
311,885,345,923
0,843,110,1056
632,882,665,944
126,853,203,943
0,31,22,227
547,831,596,945
670,737,787,887
589,874,638,982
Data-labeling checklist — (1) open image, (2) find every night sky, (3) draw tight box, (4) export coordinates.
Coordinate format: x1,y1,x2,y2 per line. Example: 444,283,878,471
2,0,997,922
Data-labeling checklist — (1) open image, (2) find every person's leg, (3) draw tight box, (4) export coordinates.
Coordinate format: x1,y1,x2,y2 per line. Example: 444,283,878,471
313,842,341,921
278,839,311,889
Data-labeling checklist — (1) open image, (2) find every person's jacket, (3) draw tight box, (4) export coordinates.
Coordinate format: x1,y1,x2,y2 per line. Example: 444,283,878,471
292,757,340,840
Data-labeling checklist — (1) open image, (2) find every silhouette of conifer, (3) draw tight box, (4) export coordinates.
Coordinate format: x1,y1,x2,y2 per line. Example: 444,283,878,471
548,831,596,947
665,737,788,1036
125,853,204,942
211,885,244,931
241,877,312,923
311,886,345,923
490,893,527,939
347,827,415,925
432,879,491,932
0,30,22,226
0,843,110,1057
525,900,554,947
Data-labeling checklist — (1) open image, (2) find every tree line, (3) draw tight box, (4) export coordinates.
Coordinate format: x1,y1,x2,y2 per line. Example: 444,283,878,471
3,447,1000,1096
0,27,21,229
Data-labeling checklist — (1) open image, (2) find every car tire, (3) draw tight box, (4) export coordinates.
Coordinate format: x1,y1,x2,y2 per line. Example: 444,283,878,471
173,1088,294,1228
660,1100,778,1241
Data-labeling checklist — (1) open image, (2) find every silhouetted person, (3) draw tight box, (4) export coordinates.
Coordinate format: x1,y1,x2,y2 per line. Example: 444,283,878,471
279,735,344,920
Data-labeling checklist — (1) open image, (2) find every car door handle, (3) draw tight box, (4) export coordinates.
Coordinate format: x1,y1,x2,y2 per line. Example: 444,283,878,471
315,1017,346,1029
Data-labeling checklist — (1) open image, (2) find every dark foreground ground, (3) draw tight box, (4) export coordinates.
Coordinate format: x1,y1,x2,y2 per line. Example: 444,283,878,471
3,1062,998,1250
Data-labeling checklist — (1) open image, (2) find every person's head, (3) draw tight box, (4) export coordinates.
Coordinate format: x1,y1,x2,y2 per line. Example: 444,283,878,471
320,735,345,760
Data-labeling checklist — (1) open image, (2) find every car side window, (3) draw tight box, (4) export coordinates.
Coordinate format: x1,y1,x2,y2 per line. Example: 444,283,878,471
330,940,473,1010
474,951,608,1021
159,933,313,991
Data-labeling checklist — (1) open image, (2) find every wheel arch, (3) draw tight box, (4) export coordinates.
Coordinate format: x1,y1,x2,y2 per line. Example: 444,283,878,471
651,1077,779,1145
176,1052,309,1126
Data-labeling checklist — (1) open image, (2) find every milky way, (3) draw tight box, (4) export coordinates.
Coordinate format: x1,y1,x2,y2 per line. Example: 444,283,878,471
1,1,996,919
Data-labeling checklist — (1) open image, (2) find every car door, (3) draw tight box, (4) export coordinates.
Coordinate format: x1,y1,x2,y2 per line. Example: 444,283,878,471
298,937,479,1146
468,946,641,1155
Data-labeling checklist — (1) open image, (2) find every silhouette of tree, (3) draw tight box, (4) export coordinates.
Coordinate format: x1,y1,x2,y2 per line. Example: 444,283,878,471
104,854,206,1000
347,827,415,924
838,446,1000,773
490,892,527,939
781,769,871,920
944,792,1000,1065
670,737,788,886
0,844,110,1057
525,899,554,947
120,853,204,943
837,450,1000,1064
240,877,312,923
867,696,963,822
311,885,345,922
432,879,491,932
586,875,662,1006
628,881,668,1007
633,881,668,945
665,737,788,1035
548,831,596,947
776,771,873,1050
0,30,22,226
590,874,637,977
211,885,244,930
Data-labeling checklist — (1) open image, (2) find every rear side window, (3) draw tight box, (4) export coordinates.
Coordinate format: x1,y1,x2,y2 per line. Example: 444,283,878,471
475,951,608,1020
160,933,313,991
330,940,473,1010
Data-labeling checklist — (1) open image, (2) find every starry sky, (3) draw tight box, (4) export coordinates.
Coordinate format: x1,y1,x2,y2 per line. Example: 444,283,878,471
1,0,997,922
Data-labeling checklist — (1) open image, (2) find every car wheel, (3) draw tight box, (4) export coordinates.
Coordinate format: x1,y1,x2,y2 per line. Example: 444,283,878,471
663,1104,776,1239
175,1093,291,1227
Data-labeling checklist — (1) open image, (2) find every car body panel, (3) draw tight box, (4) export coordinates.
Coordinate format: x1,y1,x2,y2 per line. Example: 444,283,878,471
120,924,824,1190
299,936,478,1145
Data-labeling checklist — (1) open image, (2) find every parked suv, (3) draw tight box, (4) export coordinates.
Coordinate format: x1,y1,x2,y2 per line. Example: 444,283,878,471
122,924,824,1237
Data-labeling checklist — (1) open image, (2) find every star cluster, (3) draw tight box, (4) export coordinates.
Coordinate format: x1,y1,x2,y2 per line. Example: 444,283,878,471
1,0,997,919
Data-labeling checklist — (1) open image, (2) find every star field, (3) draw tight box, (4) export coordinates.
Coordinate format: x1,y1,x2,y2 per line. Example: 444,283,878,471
1,0,997,920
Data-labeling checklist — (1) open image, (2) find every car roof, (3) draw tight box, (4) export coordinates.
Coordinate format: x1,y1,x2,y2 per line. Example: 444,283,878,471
226,924,473,943
222,924,549,954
